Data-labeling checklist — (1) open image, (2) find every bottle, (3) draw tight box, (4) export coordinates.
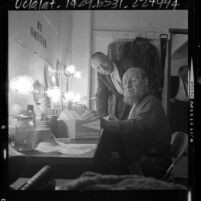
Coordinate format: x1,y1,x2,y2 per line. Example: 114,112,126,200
27,105,36,126
14,115,35,151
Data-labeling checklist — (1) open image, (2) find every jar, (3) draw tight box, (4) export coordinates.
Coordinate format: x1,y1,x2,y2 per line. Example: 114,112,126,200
14,115,35,151
33,121,55,147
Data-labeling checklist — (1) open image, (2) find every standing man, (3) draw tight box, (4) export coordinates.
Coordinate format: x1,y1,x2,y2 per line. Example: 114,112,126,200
91,52,131,120
169,66,188,133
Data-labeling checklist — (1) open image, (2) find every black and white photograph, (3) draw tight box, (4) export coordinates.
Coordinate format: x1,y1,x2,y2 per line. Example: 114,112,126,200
0,1,197,200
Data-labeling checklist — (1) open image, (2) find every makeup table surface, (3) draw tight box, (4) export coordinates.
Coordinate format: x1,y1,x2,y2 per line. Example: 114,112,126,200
16,138,99,179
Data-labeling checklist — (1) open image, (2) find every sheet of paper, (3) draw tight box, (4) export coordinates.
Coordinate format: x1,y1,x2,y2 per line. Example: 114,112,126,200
9,145,24,156
81,120,100,130
35,141,97,155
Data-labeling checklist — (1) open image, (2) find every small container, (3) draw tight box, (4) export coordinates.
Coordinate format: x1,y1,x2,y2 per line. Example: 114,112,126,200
14,115,35,151
46,115,57,137
27,105,36,126
33,121,55,147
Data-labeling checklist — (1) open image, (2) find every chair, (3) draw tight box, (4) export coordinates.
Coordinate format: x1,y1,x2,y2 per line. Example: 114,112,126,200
162,131,188,181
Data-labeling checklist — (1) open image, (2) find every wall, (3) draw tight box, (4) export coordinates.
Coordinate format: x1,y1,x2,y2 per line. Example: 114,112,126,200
93,10,188,32
171,34,188,75
8,10,188,112
70,11,92,106
8,11,73,112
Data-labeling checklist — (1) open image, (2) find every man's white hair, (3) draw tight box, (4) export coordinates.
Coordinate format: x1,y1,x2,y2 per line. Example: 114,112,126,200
123,67,147,82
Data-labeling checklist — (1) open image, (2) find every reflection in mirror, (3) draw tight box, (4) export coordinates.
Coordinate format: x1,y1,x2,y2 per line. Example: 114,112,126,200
33,80,46,104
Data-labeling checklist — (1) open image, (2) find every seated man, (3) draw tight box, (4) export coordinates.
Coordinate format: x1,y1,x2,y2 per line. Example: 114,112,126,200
93,68,172,179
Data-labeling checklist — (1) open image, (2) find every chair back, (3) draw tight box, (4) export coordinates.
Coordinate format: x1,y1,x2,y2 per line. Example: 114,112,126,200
162,131,188,181
170,131,188,163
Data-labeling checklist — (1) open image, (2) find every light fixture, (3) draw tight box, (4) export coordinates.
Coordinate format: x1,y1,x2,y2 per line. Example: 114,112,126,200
10,76,34,95
46,87,61,103
73,71,82,79
64,91,81,103
64,65,82,80
72,94,81,103
65,65,76,75
64,91,74,102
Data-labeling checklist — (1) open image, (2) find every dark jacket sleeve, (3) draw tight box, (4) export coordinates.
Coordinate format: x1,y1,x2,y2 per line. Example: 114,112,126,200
119,99,170,162
170,76,179,98
95,73,110,117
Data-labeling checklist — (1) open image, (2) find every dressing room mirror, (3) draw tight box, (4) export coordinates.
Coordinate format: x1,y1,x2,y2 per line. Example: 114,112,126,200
167,29,188,133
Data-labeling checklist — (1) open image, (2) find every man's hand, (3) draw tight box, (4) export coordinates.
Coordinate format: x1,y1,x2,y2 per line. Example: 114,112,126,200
104,114,118,120
100,118,120,133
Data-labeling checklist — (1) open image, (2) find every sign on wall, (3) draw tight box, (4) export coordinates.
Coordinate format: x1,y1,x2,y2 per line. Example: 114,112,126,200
30,20,47,48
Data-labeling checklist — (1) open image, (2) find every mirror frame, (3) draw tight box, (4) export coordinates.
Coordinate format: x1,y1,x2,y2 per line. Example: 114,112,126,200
167,28,188,120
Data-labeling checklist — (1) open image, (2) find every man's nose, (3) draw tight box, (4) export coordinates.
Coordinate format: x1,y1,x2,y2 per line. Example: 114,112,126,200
128,81,133,87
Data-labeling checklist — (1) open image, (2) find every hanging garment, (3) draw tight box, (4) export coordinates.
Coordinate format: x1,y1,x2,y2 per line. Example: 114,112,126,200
120,37,163,99
107,40,130,61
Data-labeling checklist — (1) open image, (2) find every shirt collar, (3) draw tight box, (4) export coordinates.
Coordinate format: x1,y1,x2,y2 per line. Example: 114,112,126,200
111,61,118,76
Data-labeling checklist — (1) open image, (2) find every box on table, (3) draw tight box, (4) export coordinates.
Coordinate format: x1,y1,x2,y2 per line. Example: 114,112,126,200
65,119,101,139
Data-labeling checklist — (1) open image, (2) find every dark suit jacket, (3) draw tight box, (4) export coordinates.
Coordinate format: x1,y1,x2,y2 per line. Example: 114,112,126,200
119,94,171,177
94,94,171,177
119,94,171,161
170,76,180,98
95,60,132,120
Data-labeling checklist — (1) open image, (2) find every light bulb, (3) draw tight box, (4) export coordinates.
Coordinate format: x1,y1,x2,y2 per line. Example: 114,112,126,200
66,65,76,74
72,94,81,102
64,91,74,101
74,71,82,79
46,87,61,103
10,76,33,95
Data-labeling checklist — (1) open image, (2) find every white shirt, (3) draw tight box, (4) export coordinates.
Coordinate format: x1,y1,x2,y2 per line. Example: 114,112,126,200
110,62,124,95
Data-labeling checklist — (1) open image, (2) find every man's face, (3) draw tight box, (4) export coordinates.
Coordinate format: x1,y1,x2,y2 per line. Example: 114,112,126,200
179,67,188,81
91,56,113,75
123,71,147,105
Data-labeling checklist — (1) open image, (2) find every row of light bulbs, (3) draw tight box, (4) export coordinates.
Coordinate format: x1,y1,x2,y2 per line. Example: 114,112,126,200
10,76,81,103
10,64,82,104
65,65,81,79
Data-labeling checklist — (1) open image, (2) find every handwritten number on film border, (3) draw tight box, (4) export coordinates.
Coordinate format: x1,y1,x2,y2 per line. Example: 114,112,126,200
171,0,180,10
140,0,149,8
77,0,93,8
111,0,121,9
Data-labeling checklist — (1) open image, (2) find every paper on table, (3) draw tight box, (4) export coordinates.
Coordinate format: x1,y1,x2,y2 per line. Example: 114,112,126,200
81,119,100,130
9,144,24,156
35,140,97,155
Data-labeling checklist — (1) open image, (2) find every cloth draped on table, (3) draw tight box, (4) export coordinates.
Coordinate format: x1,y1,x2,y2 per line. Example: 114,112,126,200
57,171,186,190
